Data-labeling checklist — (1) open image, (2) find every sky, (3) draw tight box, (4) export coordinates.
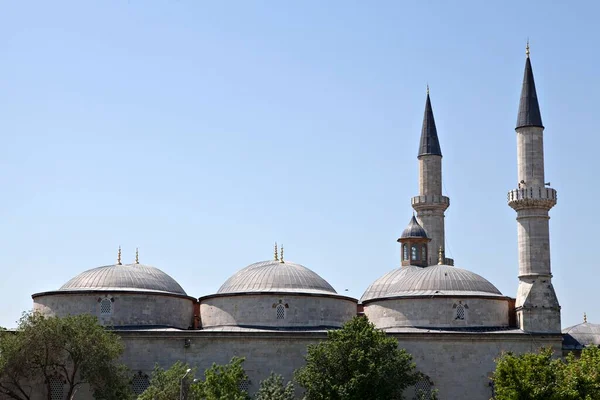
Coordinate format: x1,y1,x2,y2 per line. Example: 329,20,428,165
0,1,598,329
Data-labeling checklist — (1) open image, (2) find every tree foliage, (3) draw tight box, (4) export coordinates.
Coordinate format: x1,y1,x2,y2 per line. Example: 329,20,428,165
294,316,422,400
0,312,132,400
492,346,600,400
253,372,294,400
137,361,198,400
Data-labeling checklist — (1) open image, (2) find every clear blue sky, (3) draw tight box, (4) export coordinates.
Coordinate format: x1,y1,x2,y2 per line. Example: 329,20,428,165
0,1,597,329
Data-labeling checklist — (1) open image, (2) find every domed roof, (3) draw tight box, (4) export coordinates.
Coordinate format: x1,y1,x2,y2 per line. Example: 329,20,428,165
217,260,337,295
563,320,600,350
361,264,503,302
400,216,429,239
58,263,187,295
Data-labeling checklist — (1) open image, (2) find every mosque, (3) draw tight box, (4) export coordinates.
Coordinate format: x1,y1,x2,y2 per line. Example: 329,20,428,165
28,46,597,400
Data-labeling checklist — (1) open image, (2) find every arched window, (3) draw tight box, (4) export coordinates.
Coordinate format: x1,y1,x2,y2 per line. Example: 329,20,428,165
100,298,113,315
413,377,434,399
403,244,408,261
238,379,251,392
455,304,465,320
49,377,65,400
276,304,285,320
421,246,427,262
132,372,150,395
411,246,418,261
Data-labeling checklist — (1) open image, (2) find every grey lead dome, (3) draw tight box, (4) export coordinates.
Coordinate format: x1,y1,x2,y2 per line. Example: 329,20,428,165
218,260,337,295
59,264,187,295
361,264,503,302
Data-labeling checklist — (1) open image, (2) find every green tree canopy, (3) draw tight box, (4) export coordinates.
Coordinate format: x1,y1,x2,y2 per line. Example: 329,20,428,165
294,316,422,400
253,372,294,400
137,361,197,400
0,312,132,400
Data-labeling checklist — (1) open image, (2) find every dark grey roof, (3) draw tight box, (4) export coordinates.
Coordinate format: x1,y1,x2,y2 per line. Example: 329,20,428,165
562,322,600,350
361,264,503,302
58,264,187,295
418,93,442,157
400,215,429,239
217,260,337,295
516,56,544,129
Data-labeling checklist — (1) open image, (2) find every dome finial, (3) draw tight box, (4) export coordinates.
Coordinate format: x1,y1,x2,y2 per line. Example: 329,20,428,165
280,244,284,263
584,312,588,323
117,246,122,265
438,246,444,265
135,247,139,264
274,242,279,261
526,39,530,58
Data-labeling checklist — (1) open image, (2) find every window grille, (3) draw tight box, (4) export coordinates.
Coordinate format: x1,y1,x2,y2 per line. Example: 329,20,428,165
238,379,250,392
455,304,465,320
276,304,285,319
132,372,150,395
421,246,426,262
413,377,434,399
411,246,418,260
403,244,408,260
49,377,65,400
100,298,113,315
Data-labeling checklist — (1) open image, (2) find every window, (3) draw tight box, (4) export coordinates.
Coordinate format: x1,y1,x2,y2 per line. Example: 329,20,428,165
49,377,65,400
403,244,408,260
238,379,251,392
421,246,426,262
276,304,285,320
455,304,465,320
132,372,150,395
100,298,113,315
413,377,434,399
411,246,418,261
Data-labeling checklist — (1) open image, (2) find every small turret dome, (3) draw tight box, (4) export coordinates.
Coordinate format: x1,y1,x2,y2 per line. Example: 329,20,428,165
400,216,429,239
217,260,337,295
58,263,187,295
563,320,600,350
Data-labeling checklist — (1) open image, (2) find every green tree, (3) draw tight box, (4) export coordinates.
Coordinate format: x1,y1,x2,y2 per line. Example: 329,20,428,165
294,316,422,400
558,346,600,399
253,372,294,400
0,312,132,400
191,357,251,400
138,361,198,400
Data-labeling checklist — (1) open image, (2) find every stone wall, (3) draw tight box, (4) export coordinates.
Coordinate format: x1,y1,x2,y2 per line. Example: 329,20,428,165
200,293,357,328
33,292,195,329
364,296,510,329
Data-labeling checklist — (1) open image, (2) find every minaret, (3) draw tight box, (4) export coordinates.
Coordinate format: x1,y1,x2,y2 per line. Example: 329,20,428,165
412,89,450,266
507,44,560,333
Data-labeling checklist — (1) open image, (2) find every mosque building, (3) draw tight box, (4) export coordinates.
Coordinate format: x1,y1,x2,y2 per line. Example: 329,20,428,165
28,46,595,400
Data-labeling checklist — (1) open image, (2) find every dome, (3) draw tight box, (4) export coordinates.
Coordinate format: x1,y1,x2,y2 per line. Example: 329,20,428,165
563,321,600,350
400,216,429,239
59,263,187,295
361,264,503,302
217,260,337,295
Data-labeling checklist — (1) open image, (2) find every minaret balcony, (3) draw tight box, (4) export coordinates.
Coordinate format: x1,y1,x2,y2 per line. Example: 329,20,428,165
507,187,557,211
411,195,450,211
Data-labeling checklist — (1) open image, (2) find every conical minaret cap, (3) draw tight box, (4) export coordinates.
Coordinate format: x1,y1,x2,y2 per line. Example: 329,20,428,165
418,92,442,157
400,215,429,239
516,51,544,129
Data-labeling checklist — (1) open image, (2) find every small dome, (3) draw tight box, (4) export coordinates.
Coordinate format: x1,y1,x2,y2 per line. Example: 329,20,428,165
59,264,187,295
361,264,503,302
563,321,600,349
400,216,429,239
218,260,337,295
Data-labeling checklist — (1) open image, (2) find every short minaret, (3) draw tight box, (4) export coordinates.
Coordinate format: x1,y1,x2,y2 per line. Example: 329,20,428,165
411,89,450,265
507,44,561,333
397,215,431,267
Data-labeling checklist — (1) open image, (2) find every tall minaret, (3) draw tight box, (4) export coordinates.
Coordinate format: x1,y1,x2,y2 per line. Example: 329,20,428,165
412,89,450,266
507,44,561,333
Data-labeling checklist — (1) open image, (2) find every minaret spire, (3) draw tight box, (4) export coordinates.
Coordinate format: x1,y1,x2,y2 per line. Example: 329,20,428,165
412,89,450,265
516,42,543,129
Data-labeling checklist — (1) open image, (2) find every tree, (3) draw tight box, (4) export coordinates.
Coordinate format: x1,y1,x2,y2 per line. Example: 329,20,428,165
0,312,132,400
137,361,198,400
253,372,294,400
191,357,250,400
559,346,600,400
294,316,422,400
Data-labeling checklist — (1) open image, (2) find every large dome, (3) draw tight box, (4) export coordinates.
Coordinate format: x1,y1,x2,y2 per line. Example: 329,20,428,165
217,260,337,295
59,263,187,295
361,264,503,302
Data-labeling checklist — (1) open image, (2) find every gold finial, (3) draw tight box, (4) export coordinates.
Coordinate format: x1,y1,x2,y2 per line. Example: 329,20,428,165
117,246,122,265
526,39,530,58
438,246,444,265
274,242,279,261
426,84,429,95
135,248,139,264
280,244,284,263
584,312,587,323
